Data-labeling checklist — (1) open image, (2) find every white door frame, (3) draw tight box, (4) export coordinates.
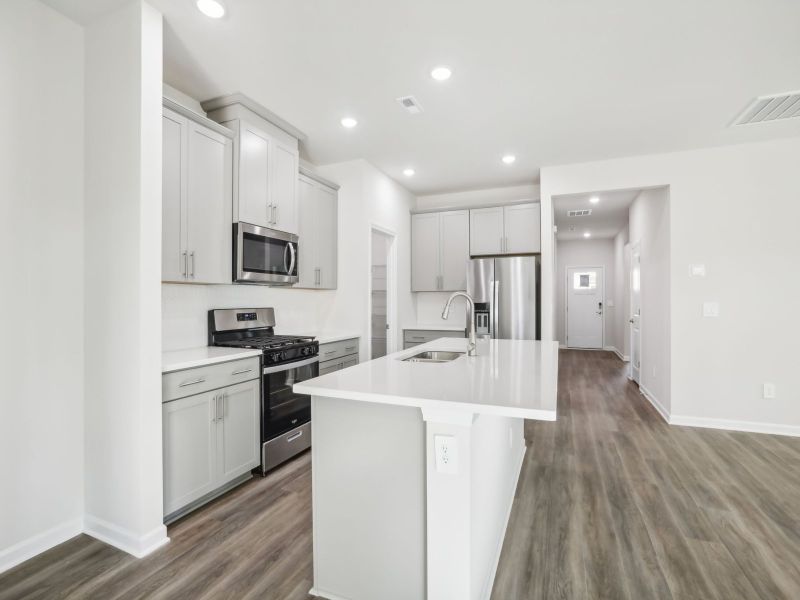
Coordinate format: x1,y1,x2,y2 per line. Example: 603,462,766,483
565,265,605,349
629,242,642,382
368,224,397,359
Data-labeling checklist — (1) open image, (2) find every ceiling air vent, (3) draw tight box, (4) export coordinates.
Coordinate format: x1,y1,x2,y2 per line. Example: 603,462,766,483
396,95,424,114
567,209,592,217
732,91,800,126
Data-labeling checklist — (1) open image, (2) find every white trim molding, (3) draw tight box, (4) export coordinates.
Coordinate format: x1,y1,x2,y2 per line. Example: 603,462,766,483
604,346,630,362
669,415,800,438
83,515,169,558
639,384,670,423
0,518,83,574
308,589,352,600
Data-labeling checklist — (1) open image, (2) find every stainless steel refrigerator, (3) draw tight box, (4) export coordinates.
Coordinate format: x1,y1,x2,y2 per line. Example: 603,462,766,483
467,256,540,340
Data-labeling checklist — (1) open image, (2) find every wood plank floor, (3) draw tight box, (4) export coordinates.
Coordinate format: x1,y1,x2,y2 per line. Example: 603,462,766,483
492,349,800,600
2,349,799,599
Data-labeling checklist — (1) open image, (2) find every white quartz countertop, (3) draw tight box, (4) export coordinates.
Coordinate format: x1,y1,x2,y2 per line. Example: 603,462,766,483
294,338,558,420
162,346,262,374
274,330,361,345
403,324,466,332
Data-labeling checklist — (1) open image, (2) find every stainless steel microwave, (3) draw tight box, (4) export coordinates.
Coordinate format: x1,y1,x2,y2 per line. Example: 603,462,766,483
234,222,298,285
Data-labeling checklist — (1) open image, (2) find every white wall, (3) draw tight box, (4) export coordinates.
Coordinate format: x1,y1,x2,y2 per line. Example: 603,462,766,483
83,0,168,556
612,226,630,357
555,238,616,347
416,183,539,211
0,0,85,571
628,188,671,412
540,137,800,433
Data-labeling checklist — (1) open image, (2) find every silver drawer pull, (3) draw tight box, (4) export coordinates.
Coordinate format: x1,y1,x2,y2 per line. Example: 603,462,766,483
324,350,336,356
287,431,303,443
231,368,253,376
344,346,357,351
178,377,206,387
411,336,426,340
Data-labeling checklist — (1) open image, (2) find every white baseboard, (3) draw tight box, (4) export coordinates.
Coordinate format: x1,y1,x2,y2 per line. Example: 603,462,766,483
558,344,567,349
308,588,352,600
481,443,527,600
83,515,169,558
0,518,83,575
639,384,670,423
604,346,630,362
669,415,800,438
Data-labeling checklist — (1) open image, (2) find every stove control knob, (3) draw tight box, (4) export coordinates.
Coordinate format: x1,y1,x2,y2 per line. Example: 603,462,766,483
301,347,309,356
270,352,280,363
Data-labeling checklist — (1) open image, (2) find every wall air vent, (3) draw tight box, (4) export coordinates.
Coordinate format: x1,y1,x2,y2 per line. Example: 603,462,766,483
396,95,424,114
567,209,592,217
732,91,800,126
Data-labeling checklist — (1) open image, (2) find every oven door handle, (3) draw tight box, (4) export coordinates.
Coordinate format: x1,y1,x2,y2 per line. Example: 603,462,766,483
262,355,319,375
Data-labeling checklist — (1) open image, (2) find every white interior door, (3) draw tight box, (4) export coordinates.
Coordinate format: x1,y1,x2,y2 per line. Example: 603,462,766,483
566,266,604,349
630,245,642,382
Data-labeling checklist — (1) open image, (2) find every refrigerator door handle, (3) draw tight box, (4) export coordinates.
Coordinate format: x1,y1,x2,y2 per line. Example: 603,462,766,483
492,279,500,338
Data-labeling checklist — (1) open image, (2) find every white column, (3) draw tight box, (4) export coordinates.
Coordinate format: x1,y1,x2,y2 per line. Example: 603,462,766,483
83,0,167,557
422,408,476,600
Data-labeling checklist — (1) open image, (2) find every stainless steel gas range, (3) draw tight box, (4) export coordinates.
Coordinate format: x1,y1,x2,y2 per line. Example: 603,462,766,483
208,307,318,474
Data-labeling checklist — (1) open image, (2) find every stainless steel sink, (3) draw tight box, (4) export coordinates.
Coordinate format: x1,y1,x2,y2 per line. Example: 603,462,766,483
402,350,464,363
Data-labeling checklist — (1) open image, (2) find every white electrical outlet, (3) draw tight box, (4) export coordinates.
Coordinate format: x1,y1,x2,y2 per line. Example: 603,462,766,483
690,264,706,277
434,435,458,474
763,383,776,399
702,302,720,317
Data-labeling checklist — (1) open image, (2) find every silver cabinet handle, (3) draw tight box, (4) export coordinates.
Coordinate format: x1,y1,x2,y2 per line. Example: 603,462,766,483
274,204,279,225
345,345,357,351
324,349,336,356
267,203,273,224
231,368,253,376
287,431,303,443
182,251,188,277
189,251,195,277
212,394,217,422
216,393,225,421
178,377,206,387
411,336,426,340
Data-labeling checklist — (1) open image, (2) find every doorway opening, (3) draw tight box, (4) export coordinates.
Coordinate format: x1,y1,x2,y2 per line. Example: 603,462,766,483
369,226,396,360
566,266,605,349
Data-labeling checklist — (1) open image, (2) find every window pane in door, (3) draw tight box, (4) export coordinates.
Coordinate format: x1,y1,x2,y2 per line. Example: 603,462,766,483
573,272,597,290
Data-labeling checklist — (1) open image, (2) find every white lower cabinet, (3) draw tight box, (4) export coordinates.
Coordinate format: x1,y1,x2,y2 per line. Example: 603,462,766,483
318,337,359,374
162,365,260,521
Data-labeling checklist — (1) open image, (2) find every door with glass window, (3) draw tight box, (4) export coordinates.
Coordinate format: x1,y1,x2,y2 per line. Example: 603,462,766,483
566,266,604,349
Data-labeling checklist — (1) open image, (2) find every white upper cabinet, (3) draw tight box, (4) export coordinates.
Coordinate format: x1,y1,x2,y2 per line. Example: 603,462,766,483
469,203,541,255
503,203,541,254
469,207,504,256
162,103,233,284
411,210,469,292
203,95,304,236
411,213,441,291
296,170,338,289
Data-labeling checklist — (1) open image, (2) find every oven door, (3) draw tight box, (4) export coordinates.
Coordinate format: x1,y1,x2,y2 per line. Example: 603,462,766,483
235,222,298,285
262,356,319,440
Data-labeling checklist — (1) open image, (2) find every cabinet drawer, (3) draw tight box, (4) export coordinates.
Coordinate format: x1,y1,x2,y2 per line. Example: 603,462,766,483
163,357,261,402
403,329,466,345
318,338,359,362
319,353,360,375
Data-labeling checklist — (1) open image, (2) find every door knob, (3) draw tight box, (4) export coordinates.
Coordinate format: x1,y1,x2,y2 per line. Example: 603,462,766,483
629,318,635,323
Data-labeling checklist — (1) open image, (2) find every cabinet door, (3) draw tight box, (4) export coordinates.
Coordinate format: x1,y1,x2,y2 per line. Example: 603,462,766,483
270,142,299,234
316,184,338,289
296,176,318,288
238,122,271,227
503,203,541,254
341,356,358,369
411,213,441,291
218,380,260,483
186,122,232,284
162,110,187,282
318,361,341,376
439,210,470,291
163,391,217,515
469,207,504,256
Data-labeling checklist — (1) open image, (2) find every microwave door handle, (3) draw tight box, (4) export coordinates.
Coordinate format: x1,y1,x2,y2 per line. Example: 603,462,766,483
283,242,290,273
288,242,296,276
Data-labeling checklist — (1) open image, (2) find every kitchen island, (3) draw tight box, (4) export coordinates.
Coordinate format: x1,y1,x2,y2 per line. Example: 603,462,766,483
294,337,558,600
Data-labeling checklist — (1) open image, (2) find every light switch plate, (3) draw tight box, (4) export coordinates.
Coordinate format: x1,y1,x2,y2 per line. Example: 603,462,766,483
690,264,706,277
434,434,458,474
607,300,615,308
702,302,720,317
763,383,776,399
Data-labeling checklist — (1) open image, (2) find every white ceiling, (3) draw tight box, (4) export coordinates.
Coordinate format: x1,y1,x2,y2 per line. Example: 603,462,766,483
554,189,640,241
44,0,800,195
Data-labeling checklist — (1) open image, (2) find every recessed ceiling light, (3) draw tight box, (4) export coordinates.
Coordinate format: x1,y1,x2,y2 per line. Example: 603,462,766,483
583,232,591,238
589,196,600,204
196,0,225,18
340,117,358,129
430,66,452,81
403,168,415,177
502,154,516,165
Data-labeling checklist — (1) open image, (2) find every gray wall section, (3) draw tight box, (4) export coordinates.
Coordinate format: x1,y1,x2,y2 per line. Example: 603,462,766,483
311,396,426,600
